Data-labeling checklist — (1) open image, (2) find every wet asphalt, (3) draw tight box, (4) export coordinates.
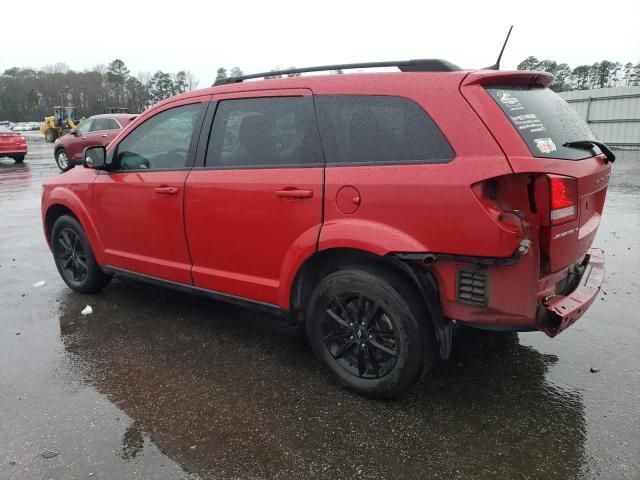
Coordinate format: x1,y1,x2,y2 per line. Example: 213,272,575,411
0,132,638,480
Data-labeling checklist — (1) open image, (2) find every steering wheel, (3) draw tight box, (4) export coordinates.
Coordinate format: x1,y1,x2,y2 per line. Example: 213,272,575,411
167,147,188,160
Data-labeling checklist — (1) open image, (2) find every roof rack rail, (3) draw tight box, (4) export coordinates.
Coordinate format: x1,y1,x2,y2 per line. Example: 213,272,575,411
213,59,461,86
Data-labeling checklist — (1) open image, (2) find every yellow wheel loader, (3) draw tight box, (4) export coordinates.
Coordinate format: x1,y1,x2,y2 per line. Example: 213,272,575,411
40,106,81,143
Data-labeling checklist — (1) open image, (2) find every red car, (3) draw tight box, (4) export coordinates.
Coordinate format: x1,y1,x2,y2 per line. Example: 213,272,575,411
41,60,612,398
53,114,136,171
0,126,27,162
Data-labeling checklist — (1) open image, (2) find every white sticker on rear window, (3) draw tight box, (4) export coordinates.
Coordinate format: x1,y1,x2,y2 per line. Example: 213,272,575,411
510,113,546,133
495,90,523,111
534,137,556,154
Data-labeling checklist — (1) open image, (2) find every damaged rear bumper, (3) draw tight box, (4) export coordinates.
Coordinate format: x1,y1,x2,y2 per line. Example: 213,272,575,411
539,248,605,337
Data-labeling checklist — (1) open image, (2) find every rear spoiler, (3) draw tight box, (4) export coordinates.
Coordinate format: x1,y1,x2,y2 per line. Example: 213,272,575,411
462,70,553,88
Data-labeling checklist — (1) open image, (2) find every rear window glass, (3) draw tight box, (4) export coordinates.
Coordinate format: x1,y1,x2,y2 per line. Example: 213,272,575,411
315,95,454,165
486,87,597,160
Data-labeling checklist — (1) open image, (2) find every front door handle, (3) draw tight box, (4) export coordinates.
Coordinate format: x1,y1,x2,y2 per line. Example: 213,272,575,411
276,189,314,199
101,134,108,138
155,186,179,195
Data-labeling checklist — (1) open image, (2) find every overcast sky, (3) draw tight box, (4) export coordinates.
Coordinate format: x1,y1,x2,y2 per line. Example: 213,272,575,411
3,0,639,86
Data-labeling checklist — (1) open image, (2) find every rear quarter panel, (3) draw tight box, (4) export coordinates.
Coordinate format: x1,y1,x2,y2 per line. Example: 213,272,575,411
311,73,520,258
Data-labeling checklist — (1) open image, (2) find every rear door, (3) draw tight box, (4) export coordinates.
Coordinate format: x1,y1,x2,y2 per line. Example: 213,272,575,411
184,89,324,305
461,72,612,271
92,97,209,284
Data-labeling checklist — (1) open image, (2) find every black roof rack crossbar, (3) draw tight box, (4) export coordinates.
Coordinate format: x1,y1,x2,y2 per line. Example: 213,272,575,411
213,59,461,86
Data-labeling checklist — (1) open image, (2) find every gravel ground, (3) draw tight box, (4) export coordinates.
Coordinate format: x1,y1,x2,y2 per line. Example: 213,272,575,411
1,133,638,479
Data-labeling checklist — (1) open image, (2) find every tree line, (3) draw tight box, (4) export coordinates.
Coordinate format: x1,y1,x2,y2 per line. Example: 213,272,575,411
0,59,199,122
517,57,640,92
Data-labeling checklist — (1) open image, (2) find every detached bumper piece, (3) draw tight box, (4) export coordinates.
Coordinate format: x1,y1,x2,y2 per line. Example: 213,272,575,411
540,248,605,337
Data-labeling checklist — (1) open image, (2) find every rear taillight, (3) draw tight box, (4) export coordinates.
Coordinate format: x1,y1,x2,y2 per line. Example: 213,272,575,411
549,175,577,225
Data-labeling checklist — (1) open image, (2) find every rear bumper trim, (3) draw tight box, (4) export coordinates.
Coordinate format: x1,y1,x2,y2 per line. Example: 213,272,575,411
540,248,604,336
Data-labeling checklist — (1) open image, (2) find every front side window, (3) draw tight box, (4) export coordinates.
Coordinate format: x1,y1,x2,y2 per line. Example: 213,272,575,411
91,118,120,131
315,95,454,165
114,103,203,171
205,97,323,168
75,120,91,134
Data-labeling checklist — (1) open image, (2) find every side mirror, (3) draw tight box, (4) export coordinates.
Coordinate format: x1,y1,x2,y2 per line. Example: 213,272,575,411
83,146,106,169
70,129,78,136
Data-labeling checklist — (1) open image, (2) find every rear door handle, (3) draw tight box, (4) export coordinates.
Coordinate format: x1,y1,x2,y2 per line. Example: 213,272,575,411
155,186,179,195
276,189,314,199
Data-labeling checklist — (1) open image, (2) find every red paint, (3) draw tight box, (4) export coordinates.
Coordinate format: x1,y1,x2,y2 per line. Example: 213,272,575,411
42,69,609,335
0,130,27,158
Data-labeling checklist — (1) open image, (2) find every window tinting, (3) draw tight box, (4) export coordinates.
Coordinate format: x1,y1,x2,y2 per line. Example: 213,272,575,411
486,86,597,160
115,103,202,171
206,97,323,168
91,118,120,131
315,95,454,165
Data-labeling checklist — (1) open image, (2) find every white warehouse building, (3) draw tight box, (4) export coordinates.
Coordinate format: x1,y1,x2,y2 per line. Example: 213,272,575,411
559,86,640,149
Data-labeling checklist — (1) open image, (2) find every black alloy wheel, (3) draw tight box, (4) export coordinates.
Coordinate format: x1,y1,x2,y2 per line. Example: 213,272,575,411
51,215,111,293
54,227,89,284
306,266,434,399
323,293,399,379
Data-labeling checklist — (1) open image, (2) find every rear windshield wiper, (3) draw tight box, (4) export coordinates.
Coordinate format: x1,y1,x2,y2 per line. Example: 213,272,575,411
563,140,615,163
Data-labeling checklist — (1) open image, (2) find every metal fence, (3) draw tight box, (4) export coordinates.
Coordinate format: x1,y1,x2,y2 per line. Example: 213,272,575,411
559,87,640,149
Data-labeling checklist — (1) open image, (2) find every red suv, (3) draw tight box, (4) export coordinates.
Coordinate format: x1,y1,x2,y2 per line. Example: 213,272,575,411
53,114,136,171
41,60,611,398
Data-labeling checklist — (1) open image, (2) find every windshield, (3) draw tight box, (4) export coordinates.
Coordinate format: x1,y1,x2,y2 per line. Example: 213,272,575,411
486,86,597,160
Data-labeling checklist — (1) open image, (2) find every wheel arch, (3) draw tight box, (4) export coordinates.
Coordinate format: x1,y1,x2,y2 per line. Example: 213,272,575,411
54,145,67,156
43,194,105,263
288,247,451,359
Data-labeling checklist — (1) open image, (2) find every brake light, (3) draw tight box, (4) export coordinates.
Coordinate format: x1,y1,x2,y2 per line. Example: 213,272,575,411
549,175,577,224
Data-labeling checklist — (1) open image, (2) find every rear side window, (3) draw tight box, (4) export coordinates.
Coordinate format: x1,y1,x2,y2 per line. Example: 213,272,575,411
206,97,323,168
314,95,454,165
91,118,120,131
486,87,597,160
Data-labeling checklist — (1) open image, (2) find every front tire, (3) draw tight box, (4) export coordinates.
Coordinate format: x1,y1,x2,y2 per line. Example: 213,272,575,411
51,215,111,293
55,149,73,171
45,128,58,143
306,266,434,399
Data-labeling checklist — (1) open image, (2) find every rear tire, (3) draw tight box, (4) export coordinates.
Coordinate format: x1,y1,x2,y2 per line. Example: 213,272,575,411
12,154,25,163
51,215,111,293
306,265,434,399
55,149,73,171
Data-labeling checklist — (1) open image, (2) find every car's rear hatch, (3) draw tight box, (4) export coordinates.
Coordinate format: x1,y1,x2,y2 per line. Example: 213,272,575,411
0,131,24,150
461,71,612,273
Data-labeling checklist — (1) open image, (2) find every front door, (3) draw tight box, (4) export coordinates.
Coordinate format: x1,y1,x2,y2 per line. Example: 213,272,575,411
66,119,93,159
184,90,324,305
92,97,209,284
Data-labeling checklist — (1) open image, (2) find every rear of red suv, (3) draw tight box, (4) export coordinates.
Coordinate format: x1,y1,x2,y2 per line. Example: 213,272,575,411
451,70,610,336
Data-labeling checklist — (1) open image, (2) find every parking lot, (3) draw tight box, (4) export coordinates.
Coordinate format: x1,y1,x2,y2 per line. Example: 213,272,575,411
1,133,638,479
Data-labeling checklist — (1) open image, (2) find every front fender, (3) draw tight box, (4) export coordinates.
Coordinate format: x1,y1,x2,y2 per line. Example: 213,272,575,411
44,186,105,263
